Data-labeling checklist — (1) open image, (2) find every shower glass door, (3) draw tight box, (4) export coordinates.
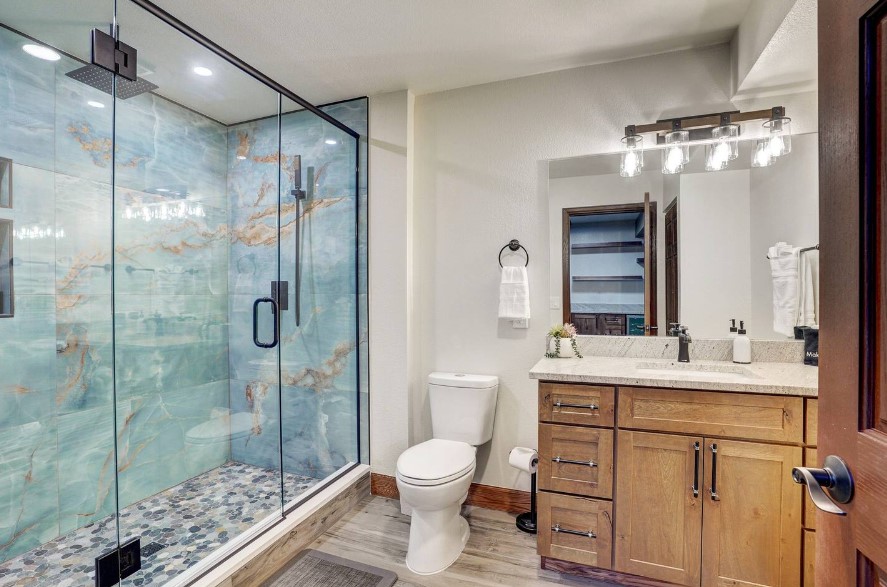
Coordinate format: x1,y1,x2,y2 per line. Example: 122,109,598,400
112,3,283,583
276,97,363,495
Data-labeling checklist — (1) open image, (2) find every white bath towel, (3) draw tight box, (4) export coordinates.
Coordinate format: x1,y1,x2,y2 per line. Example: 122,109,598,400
498,266,530,319
769,242,799,337
796,249,820,328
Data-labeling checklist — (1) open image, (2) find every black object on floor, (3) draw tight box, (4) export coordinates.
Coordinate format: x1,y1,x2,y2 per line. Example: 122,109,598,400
516,470,538,534
261,549,397,587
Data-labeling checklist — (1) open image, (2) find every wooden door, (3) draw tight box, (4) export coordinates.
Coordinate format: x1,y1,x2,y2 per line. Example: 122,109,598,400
665,198,679,327
701,439,803,587
819,0,887,584
614,430,702,586
643,192,659,335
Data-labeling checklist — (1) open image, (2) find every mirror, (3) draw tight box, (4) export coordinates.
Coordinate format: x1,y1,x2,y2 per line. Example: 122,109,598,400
548,132,819,340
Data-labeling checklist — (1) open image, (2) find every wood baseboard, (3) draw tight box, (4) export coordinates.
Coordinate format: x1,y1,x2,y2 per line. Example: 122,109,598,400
541,557,680,587
370,472,531,514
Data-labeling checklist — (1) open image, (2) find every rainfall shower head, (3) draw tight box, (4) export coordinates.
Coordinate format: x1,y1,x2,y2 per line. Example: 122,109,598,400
66,65,158,100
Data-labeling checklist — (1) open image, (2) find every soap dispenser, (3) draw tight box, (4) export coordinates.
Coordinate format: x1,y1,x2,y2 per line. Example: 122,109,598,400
728,318,738,338
733,321,751,364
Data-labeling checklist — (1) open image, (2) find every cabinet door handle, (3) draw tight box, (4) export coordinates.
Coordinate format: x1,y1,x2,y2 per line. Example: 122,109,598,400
554,400,599,410
552,524,596,539
710,443,720,501
552,456,597,467
692,441,700,497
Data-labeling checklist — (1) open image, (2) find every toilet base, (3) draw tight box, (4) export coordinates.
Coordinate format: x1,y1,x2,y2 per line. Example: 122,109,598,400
404,504,470,575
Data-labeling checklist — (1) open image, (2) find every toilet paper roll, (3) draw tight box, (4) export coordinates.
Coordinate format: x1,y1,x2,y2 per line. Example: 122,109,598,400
509,447,538,474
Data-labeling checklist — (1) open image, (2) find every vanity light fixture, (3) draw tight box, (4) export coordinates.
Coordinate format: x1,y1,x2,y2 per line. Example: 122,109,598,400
621,106,791,177
619,125,644,177
661,120,688,175
763,106,791,159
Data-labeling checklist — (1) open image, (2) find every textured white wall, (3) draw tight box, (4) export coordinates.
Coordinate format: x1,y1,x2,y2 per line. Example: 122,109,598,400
368,90,414,476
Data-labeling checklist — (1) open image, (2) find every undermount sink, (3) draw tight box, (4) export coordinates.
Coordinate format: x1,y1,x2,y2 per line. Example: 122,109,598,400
635,361,759,381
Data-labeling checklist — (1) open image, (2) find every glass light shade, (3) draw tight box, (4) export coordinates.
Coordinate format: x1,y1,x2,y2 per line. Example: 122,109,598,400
661,130,688,174
620,135,644,178
705,140,731,171
763,116,792,158
751,139,774,168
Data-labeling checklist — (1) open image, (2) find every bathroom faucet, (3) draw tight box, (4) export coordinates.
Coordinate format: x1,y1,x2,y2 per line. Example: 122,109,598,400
677,326,692,363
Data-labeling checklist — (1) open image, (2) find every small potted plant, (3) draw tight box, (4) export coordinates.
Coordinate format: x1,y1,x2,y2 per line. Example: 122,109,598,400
546,323,583,358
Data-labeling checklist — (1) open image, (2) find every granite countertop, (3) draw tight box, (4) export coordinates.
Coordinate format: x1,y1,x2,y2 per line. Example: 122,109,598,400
530,356,818,397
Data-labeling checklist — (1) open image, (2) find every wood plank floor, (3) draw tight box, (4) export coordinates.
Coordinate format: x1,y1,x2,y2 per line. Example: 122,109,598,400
308,495,619,586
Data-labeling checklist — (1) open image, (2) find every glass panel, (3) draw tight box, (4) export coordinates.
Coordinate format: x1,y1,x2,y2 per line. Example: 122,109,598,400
112,2,282,584
0,2,120,585
276,97,363,499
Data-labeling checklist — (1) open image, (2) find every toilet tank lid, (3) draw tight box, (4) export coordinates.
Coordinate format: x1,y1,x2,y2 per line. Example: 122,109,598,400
428,372,498,389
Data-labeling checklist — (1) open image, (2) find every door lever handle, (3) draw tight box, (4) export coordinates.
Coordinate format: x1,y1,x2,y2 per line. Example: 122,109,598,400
792,455,854,516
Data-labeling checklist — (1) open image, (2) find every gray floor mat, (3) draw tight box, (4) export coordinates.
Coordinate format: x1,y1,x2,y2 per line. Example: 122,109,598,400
262,549,398,587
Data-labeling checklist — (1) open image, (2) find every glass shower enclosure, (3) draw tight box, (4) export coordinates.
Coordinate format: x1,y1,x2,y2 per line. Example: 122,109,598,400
0,1,367,585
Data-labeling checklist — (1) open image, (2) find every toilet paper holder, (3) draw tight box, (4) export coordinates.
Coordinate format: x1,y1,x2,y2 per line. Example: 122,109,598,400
508,447,539,535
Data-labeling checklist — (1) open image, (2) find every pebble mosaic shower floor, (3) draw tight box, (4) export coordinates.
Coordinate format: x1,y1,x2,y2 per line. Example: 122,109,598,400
0,462,319,587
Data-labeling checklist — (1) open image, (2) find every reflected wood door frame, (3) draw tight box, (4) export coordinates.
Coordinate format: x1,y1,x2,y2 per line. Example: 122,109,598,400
561,202,658,329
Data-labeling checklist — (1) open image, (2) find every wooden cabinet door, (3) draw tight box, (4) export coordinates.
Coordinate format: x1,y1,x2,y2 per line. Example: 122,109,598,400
701,439,802,587
614,430,702,586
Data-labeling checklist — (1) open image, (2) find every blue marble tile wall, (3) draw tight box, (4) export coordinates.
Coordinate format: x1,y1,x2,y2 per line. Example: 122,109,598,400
0,24,231,563
227,99,367,487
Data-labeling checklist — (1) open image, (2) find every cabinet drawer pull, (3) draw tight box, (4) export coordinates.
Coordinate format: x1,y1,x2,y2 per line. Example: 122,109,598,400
710,443,720,501
554,400,599,410
552,524,596,539
692,441,700,497
552,456,598,467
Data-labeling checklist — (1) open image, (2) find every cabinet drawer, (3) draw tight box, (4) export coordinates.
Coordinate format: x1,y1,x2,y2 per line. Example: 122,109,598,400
539,382,615,427
618,387,804,443
539,424,613,498
806,399,818,446
538,492,612,568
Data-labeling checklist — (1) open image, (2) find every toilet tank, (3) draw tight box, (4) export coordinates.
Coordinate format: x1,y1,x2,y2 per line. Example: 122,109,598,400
428,372,499,446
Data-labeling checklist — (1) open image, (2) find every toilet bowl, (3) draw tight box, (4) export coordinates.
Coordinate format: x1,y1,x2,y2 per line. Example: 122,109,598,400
394,372,498,575
396,439,476,575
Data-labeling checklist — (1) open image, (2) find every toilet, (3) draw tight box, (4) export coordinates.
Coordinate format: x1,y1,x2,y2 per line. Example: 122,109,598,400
395,372,499,575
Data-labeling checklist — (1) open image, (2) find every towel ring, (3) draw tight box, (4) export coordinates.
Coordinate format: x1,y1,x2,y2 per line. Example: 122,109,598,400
499,239,529,268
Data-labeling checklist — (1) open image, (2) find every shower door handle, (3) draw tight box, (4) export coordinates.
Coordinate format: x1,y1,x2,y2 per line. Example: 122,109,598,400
253,297,279,348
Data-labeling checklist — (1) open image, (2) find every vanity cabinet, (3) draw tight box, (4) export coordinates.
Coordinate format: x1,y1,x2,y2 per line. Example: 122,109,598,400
537,381,815,587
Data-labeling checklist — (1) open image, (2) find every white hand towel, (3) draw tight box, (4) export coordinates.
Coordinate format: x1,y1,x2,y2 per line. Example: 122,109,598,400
498,266,530,319
769,242,799,337
796,249,819,328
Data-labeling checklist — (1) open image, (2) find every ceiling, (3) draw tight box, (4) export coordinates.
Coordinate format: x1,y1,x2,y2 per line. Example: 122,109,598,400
149,0,754,105
0,0,818,125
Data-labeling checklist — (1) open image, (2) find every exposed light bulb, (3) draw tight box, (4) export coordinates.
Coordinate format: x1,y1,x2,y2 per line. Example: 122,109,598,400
664,146,683,174
622,150,640,176
768,135,785,157
706,140,730,171
620,130,644,178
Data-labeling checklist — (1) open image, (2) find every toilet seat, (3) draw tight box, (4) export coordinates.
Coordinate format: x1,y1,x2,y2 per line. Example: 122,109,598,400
396,439,475,487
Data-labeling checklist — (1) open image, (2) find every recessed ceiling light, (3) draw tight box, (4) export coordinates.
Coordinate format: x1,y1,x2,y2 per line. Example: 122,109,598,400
87,100,105,108
193,66,213,77
23,44,61,61
236,155,247,160
156,188,169,193
325,139,337,145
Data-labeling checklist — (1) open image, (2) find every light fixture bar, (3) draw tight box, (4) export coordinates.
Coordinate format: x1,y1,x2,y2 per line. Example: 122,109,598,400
631,108,781,135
